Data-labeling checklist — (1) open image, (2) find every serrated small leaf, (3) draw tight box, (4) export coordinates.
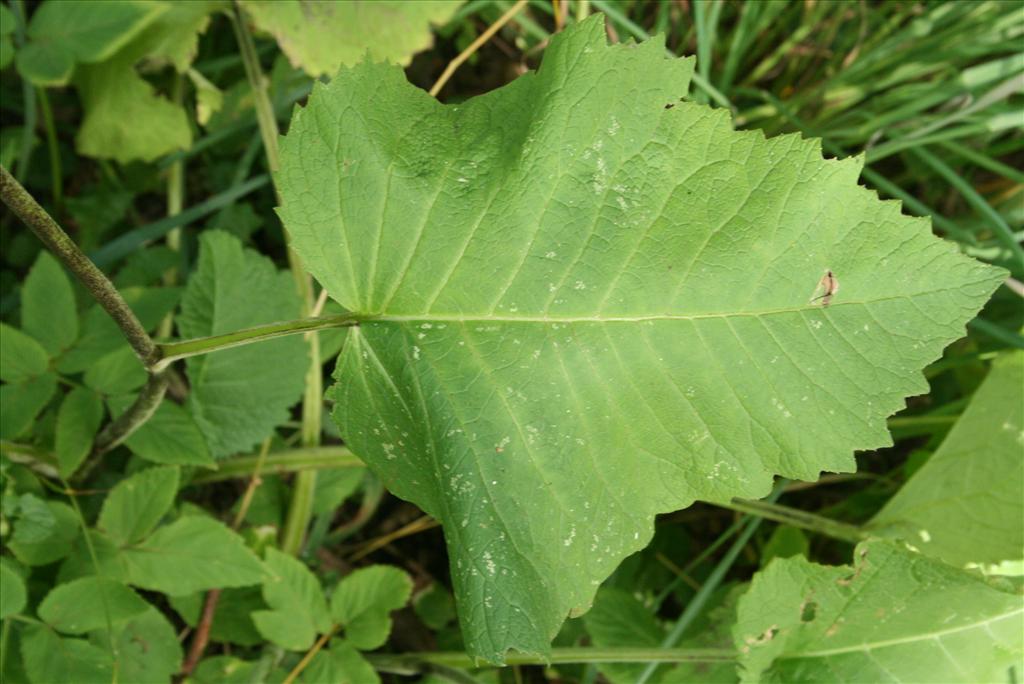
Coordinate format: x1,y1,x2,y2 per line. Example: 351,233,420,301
277,15,1004,661
0,372,57,440
240,0,458,77
20,625,113,684
98,465,180,545
179,231,307,459
0,559,27,618
734,539,1024,683
83,344,146,395
8,500,79,566
122,516,265,595
55,387,105,477
329,565,412,650
22,252,77,356
301,642,379,684
109,395,214,467
252,548,331,651
870,352,1024,568
38,576,149,634
0,323,49,382
11,493,56,545
96,606,183,684
1,371,58,440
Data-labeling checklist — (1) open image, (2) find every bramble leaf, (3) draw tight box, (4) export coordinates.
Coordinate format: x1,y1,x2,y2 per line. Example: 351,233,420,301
0,559,27,619
22,252,77,357
329,565,412,650
276,15,1004,661
240,0,459,77
38,576,149,634
20,624,113,684
98,465,180,545
55,387,105,477
301,642,380,684
108,395,214,467
870,352,1024,569
734,539,1024,683
0,323,49,382
121,516,265,595
252,548,331,651
179,231,308,459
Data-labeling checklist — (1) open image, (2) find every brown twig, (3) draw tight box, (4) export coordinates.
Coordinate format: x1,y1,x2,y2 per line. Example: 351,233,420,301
180,439,272,677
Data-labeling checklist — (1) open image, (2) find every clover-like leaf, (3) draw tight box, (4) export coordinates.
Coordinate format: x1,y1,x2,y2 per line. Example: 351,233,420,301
277,15,1004,661
252,548,331,651
734,539,1024,683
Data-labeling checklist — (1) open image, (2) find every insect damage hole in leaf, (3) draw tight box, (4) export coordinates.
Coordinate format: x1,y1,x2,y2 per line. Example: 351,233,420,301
275,14,1005,663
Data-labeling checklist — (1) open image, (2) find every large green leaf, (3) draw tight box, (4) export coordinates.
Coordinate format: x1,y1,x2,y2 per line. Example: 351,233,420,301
276,16,1004,661
734,539,1024,683
871,352,1024,570
179,231,308,458
240,0,459,77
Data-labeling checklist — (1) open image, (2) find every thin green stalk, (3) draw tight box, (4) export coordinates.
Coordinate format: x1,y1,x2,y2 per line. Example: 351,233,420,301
36,88,61,212
159,75,186,340
12,1,35,183
89,174,269,269
911,146,1024,271
232,1,321,556
718,497,866,544
634,481,786,684
969,317,1024,350
368,647,736,673
154,313,360,371
652,515,746,609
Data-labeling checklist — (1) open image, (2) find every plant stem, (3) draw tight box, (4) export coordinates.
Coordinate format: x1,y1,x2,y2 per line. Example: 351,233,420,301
154,312,360,371
0,164,159,366
188,446,362,485
634,482,786,684
718,497,866,544
232,1,322,556
92,372,169,454
368,647,736,673
36,88,62,212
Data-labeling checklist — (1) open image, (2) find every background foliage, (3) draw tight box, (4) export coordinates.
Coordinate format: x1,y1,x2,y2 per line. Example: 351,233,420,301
0,1,1021,683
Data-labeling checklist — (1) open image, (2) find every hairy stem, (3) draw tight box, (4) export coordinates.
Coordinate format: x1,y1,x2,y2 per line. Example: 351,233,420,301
92,373,169,454
0,165,158,366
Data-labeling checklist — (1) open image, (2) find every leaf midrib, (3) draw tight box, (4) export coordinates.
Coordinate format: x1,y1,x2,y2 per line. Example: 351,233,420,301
364,296,911,324
779,606,1023,660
